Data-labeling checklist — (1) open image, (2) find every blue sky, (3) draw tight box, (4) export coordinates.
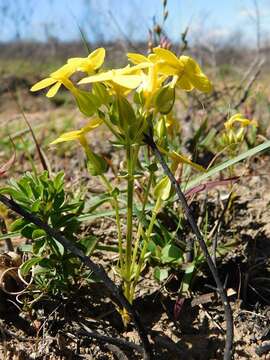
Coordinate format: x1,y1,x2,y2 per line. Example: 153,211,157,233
1,0,270,44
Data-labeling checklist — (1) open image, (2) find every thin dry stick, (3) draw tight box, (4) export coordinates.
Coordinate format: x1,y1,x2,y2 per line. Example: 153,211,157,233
144,133,233,360
233,59,264,110
10,91,48,172
0,194,153,360
77,323,143,354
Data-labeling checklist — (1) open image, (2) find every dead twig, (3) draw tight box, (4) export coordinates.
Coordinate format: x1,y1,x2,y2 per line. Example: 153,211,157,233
77,324,143,354
10,91,49,173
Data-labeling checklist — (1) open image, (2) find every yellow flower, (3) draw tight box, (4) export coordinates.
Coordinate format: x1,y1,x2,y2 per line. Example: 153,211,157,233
127,53,150,65
224,113,257,130
78,64,149,95
67,48,105,74
30,63,77,98
127,52,167,108
151,47,212,93
51,117,107,176
31,48,106,98
50,117,103,147
221,113,257,147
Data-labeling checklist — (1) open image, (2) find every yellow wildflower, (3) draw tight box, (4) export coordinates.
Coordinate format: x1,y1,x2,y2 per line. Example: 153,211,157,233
50,117,103,147
127,53,150,65
221,113,257,146
50,117,107,176
224,113,257,130
78,64,149,95
67,48,105,74
31,48,105,98
30,63,77,98
127,52,167,108
151,47,212,93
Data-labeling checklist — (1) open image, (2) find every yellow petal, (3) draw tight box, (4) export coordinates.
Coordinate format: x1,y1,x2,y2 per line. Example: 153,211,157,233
112,74,143,89
79,71,113,84
224,113,257,129
50,129,83,144
46,82,62,98
153,47,180,68
157,62,179,76
51,117,102,145
127,52,149,64
30,77,57,92
82,117,103,132
67,57,84,66
88,48,106,69
179,56,212,93
50,63,76,80
176,75,194,91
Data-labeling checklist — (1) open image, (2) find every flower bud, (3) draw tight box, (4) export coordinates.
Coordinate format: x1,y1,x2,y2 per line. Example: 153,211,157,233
154,85,175,114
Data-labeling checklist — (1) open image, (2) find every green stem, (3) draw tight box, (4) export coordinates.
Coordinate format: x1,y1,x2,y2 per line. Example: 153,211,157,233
99,174,124,270
130,196,162,299
130,171,154,273
102,116,121,140
125,143,134,294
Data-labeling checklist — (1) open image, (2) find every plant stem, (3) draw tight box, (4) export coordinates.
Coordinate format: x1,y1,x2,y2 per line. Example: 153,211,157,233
125,143,134,301
130,196,162,300
144,133,234,360
130,171,154,273
99,174,124,270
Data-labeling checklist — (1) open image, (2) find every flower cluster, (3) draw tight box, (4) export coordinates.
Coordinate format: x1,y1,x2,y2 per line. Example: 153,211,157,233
220,113,257,149
31,47,213,175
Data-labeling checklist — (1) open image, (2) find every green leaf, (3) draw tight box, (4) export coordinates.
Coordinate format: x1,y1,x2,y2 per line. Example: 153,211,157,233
10,218,28,232
31,199,41,212
53,171,65,192
117,95,136,131
79,235,99,256
48,237,65,256
86,149,108,176
92,83,110,105
75,90,99,116
154,85,175,114
147,240,157,255
181,263,195,294
33,238,46,254
32,229,47,240
154,267,169,282
20,257,43,276
160,244,183,264
154,176,171,201
21,224,36,239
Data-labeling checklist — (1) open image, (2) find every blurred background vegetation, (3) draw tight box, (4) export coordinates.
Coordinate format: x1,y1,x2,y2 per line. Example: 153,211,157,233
0,0,269,76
